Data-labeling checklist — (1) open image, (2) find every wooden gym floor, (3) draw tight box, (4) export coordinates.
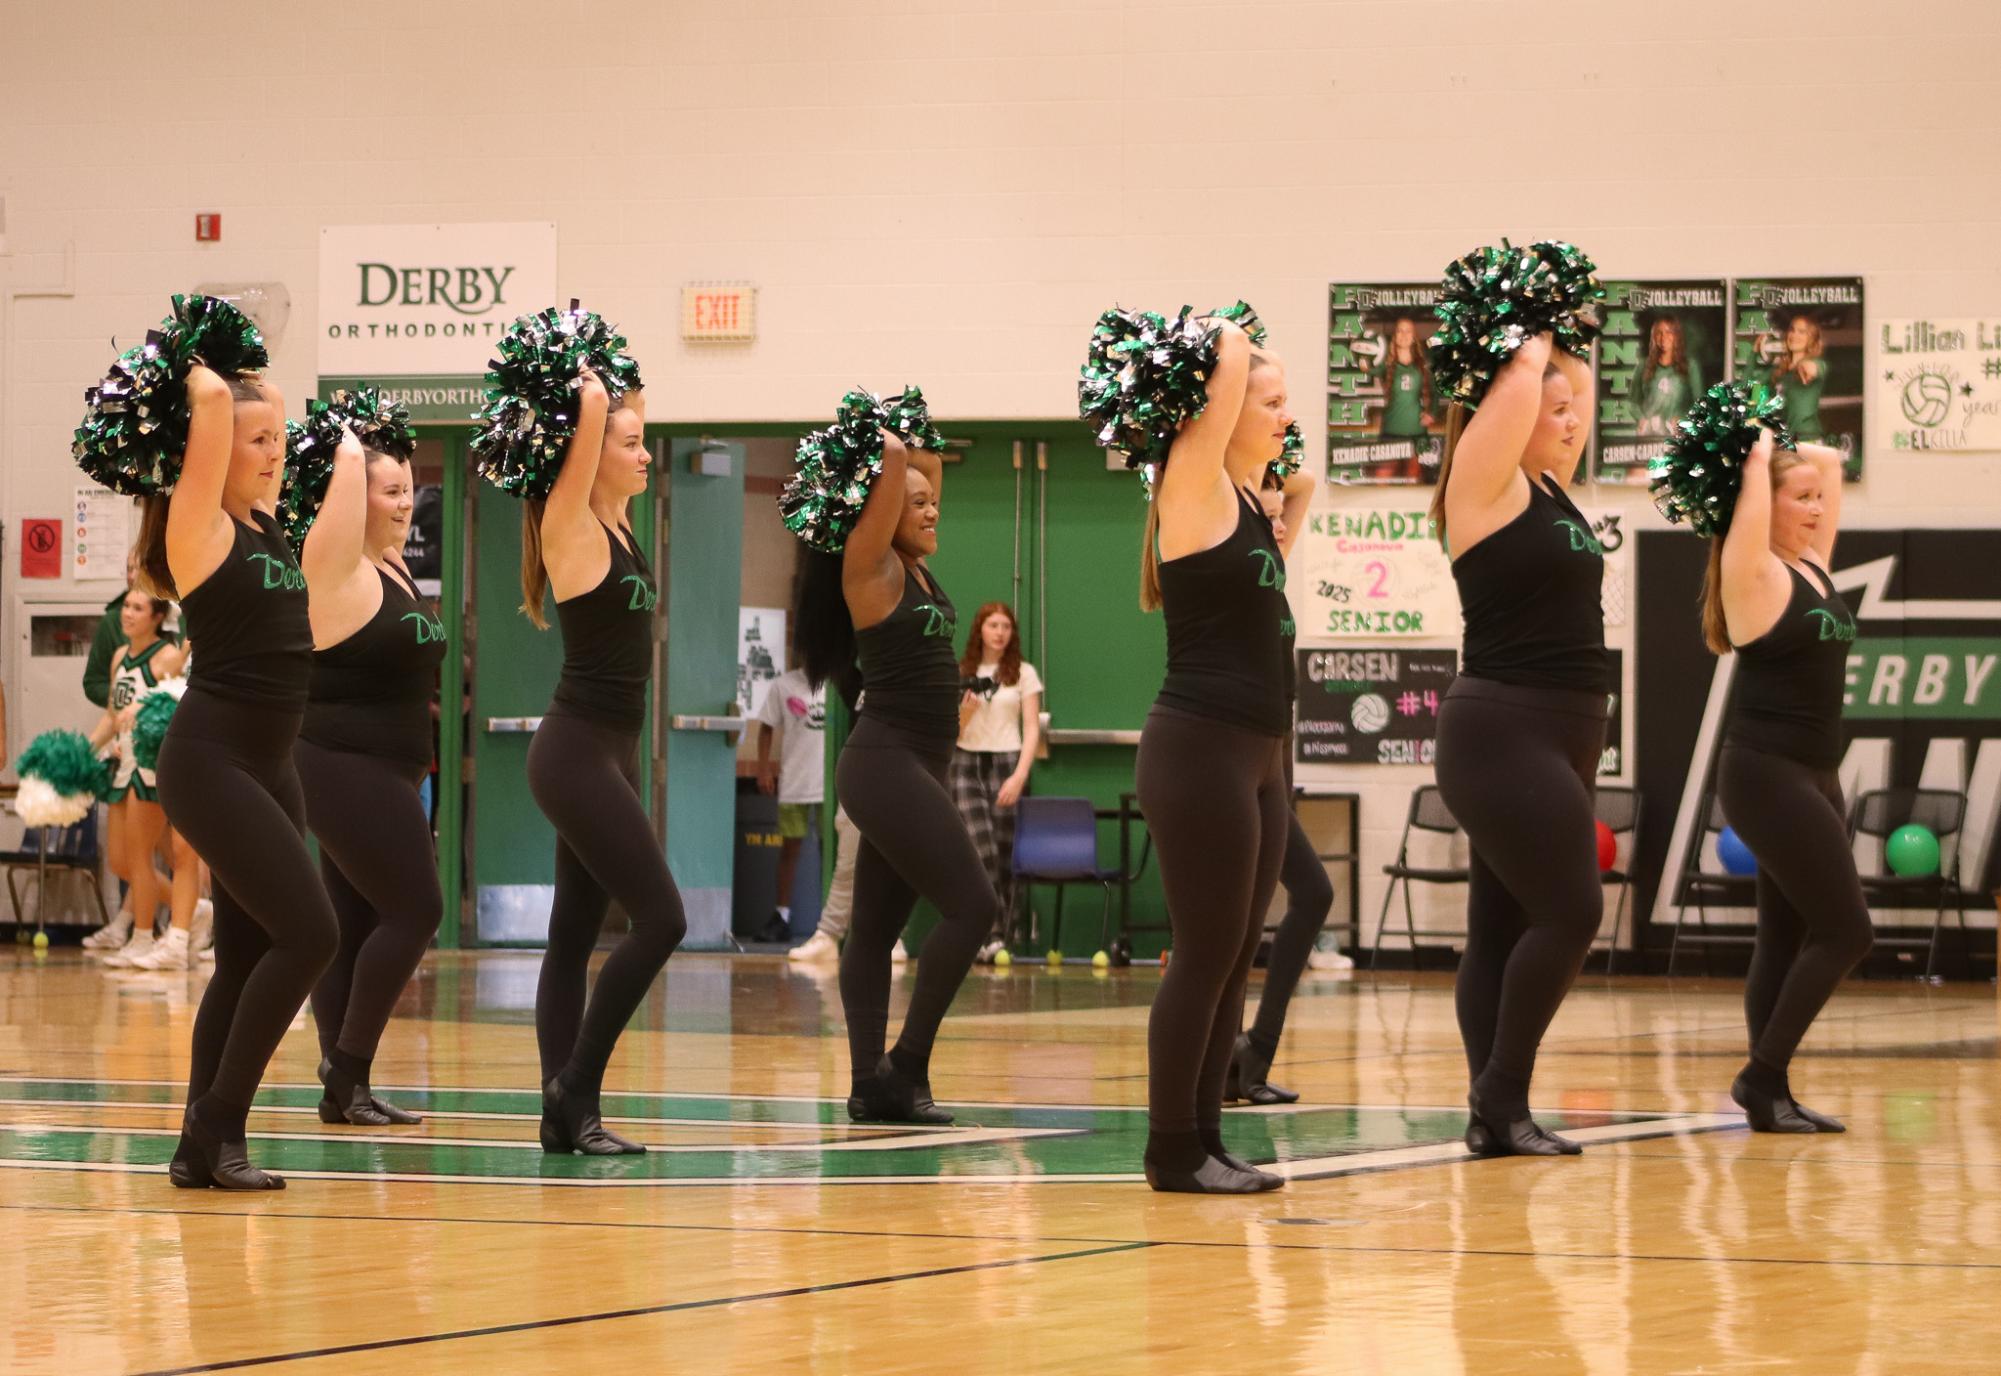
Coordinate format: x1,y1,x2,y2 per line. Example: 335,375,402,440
1,949,1995,1374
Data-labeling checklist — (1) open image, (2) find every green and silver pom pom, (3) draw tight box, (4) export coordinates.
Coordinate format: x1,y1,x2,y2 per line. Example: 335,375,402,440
1079,304,1253,475
1268,421,1304,483
1209,300,1268,347
470,301,645,501
780,386,947,555
1649,382,1796,538
15,729,110,828
131,677,189,774
1427,239,1604,408
279,388,418,546
72,294,270,497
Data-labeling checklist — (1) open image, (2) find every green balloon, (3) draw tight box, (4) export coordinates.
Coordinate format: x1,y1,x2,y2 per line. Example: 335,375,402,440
1885,824,1940,877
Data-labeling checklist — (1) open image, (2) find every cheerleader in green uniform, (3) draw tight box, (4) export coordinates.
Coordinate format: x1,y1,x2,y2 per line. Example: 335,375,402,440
1634,316,1702,437
89,590,188,967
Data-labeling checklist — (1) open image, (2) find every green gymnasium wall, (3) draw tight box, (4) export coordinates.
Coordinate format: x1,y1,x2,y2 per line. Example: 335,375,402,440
901,422,1171,957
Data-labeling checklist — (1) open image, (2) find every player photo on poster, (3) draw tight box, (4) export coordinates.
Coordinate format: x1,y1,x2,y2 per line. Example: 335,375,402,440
1733,277,1866,480
1327,283,1445,486
1592,280,1728,486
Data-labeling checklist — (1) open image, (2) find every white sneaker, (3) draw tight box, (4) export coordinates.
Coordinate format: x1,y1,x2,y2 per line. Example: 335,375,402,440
197,942,216,964
131,926,191,971
891,940,909,965
190,899,215,953
787,931,839,963
1308,946,1355,972
103,929,157,968
84,910,134,951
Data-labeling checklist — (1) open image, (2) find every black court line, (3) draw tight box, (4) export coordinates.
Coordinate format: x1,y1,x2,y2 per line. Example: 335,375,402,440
125,1239,1154,1375
20,1196,2001,1275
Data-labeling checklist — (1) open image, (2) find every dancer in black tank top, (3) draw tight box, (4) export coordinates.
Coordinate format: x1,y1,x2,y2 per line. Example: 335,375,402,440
1431,331,1608,1157
295,425,447,1127
791,409,996,1124
1226,469,1326,1106
1706,435,1868,1132
1134,318,1297,1193
521,369,685,1155
143,367,339,1190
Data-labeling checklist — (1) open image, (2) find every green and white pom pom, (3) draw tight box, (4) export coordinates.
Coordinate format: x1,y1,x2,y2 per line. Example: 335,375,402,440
1648,382,1796,538
780,387,947,555
15,729,109,828
279,388,418,546
1427,239,1604,409
470,301,645,501
1079,302,1266,476
1268,421,1305,483
72,294,270,497
131,677,189,774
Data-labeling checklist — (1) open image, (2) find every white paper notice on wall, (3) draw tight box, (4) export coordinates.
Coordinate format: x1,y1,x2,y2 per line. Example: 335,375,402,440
1873,318,2001,454
738,607,787,718
73,485,130,582
1294,505,1457,639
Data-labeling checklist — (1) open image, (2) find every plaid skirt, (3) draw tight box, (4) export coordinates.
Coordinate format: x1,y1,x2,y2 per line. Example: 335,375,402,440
950,748,1020,938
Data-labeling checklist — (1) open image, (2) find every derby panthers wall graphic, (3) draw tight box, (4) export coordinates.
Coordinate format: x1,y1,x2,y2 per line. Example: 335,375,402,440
1636,530,2001,968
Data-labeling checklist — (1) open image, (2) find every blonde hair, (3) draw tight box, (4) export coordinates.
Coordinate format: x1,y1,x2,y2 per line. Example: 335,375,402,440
1699,450,1812,655
1138,350,1275,611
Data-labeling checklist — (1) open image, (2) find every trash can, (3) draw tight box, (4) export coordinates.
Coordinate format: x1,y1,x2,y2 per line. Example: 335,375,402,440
732,781,781,940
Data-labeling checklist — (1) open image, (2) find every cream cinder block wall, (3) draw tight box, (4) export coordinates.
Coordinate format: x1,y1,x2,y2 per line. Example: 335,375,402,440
3,0,1998,945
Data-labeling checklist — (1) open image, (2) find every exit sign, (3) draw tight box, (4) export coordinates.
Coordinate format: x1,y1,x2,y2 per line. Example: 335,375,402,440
681,282,756,342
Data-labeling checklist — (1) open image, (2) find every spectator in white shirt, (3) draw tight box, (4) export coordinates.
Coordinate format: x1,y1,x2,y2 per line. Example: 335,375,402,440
951,602,1042,962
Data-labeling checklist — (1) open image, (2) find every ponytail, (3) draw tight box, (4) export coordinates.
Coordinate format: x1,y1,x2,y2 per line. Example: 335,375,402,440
520,499,549,628
1427,403,1470,541
1138,500,1163,613
1700,537,1730,655
134,496,176,599
794,547,861,710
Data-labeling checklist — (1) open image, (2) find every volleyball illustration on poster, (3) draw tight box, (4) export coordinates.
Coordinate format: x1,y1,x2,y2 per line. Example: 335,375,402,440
1326,283,1446,486
1591,280,1729,486
1732,277,1866,480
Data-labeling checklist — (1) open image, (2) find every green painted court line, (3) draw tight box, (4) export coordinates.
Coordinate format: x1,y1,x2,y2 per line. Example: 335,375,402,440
0,1074,1725,1187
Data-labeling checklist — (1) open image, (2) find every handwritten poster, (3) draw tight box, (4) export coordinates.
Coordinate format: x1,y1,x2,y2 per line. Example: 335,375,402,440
1873,318,2001,454
1295,505,1454,639
1294,647,1456,766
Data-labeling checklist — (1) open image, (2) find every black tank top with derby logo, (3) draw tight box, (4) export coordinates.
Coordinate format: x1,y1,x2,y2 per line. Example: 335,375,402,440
179,509,313,708
1728,560,1855,767
550,520,657,730
1450,473,1608,694
1154,485,1296,736
302,563,447,772
854,562,962,743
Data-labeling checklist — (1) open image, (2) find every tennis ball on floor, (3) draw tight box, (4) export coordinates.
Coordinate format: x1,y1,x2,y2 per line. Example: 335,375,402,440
993,949,1012,969
1046,948,1063,966
1091,950,1109,969
31,931,48,951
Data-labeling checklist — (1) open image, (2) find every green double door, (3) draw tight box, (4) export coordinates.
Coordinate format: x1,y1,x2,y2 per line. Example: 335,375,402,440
460,434,745,948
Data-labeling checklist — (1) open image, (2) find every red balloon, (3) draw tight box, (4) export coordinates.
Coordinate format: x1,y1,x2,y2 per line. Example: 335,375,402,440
1595,820,1617,872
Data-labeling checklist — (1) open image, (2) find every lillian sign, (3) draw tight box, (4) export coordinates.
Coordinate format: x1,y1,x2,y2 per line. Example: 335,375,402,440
317,222,557,420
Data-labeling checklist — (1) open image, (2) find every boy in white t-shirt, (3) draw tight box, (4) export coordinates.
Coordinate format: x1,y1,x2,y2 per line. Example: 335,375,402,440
755,668,825,939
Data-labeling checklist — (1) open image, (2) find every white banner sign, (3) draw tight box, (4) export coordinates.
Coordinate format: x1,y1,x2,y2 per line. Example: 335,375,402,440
317,222,557,383
1296,499,1629,639
1874,318,2001,454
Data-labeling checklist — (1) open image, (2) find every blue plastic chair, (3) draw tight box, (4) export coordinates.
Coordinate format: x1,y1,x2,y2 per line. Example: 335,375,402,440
3,816,111,934
1011,797,1120,959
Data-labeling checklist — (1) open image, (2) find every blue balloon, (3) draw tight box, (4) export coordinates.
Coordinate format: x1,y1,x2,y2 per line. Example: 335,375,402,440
1717,826,1757,876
